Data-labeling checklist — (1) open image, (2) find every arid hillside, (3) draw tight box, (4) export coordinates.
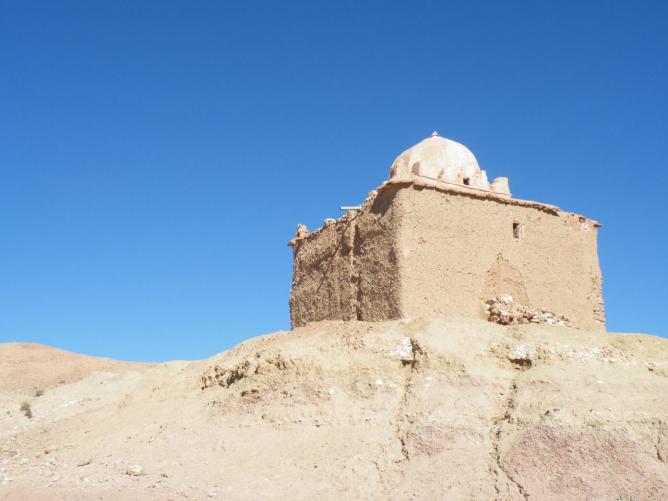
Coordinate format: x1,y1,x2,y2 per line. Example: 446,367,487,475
1,319,667,500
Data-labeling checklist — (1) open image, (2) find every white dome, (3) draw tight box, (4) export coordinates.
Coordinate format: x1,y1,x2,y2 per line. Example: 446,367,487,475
388,132,510,195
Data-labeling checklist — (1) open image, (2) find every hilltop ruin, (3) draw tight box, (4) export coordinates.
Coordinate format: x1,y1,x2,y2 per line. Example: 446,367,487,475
289,133,605,331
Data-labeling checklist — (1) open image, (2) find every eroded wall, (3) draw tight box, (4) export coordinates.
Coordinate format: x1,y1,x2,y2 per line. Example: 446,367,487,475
395,186,605,330
290,184,605,331
289,186,403,327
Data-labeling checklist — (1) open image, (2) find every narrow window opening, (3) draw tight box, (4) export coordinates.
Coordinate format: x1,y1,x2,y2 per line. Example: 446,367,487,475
513,222,523,239
463,177,470,186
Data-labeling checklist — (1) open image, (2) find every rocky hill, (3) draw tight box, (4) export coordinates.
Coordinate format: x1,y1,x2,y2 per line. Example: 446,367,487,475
1,319,667,500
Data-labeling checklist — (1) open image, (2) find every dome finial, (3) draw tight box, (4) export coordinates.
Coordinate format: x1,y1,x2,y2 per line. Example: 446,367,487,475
431,131,439,137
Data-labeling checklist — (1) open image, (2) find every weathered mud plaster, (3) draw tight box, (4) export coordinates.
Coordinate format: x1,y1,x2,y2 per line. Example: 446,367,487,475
289,133,605,331
289,186,404,326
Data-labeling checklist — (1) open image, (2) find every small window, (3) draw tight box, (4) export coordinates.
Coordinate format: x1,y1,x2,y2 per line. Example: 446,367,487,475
513,222,523,239
463,177,470,186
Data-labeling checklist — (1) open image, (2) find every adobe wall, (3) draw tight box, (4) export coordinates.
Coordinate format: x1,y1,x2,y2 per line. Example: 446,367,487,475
290,183,605,331
289,186,404,327
395,185,605,330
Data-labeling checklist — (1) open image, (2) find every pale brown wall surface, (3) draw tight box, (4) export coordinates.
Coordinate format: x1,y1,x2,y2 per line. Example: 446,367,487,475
289,186,404,327
290,184,605,331
395,186,605,330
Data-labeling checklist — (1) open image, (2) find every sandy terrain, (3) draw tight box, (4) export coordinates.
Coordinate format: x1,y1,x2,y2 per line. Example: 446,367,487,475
1,319,667,500
0,343,151,393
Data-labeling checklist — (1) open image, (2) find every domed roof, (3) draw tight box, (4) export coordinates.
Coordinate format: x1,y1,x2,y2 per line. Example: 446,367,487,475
388,132,510,195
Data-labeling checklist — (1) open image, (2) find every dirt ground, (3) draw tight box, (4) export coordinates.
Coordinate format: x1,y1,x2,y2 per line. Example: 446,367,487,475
1,318,667,500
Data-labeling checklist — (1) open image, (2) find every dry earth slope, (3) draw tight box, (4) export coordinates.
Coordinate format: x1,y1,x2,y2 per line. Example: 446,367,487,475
1,318,667,500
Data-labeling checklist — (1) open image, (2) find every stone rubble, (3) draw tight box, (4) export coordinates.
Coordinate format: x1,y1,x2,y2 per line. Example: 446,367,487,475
484,295,571,327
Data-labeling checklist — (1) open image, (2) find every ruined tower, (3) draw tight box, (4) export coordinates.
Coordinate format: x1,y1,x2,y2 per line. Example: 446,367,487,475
288,133,605,331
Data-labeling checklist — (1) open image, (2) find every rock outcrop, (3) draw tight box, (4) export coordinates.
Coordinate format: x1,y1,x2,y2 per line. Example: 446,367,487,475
1,320,667,500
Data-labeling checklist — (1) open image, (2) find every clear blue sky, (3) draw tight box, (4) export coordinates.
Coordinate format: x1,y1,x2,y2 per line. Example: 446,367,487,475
2,1,667,361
